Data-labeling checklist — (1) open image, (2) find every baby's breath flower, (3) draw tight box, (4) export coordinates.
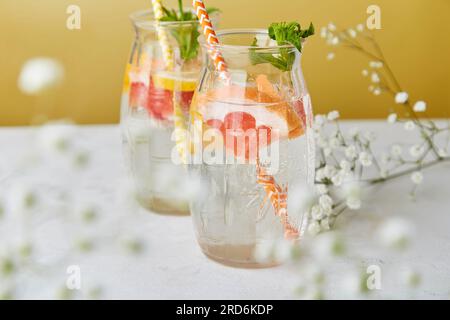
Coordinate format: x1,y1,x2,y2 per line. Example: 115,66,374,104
402,269,421,288
316,184,328,195
18,57,64,95
438,148,448,157
413,101,427,112
369,61,383,69
323,147,332,157
345,145,358,160
409,145,424,158
395,92,409,104
327,110,340,121
373,88,381,95
411,171,423,185
320,218,331,231
314,114,326,127
356,24,364,32
346,196,361,210
311,205,325,221
403,121,416,131
362,69,369,77
331,172,343,186
326,52,335,61
387,113,397,124
323,165,337,179
319,195,333,211
320,27,328,38
308,221,321,235
347,29,357,38
377,217,414,250
371,72,380,83
358,152,373,167
330,36,339,45
327,22,337,32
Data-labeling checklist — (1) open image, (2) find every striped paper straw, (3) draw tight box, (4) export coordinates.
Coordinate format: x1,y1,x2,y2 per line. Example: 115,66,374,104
192,0,299,239
192,0,227,72
151,0,174,69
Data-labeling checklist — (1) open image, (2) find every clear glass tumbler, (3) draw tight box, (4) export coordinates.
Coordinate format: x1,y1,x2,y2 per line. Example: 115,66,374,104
189,29,315,267
121,9,218,215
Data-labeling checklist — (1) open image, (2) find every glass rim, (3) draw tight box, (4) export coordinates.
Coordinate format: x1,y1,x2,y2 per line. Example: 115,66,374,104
199,28,298,51
129,8,219,29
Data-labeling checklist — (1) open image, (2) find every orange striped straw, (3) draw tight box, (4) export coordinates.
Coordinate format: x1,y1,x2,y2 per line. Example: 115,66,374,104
192,0,298,240
192,0,227,72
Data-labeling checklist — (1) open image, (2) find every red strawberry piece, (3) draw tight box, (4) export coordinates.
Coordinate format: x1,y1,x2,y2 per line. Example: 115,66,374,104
146,79,173,120
206,119,225,136
223,112,257,160
180,91,195,113
129,82,148,108
224,111,256,131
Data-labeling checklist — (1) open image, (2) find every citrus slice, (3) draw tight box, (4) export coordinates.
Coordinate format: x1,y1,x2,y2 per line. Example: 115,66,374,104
193,81,304,139
152,72,198,92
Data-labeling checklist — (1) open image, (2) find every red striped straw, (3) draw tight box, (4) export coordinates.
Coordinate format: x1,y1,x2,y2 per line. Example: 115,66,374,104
192,0,227,72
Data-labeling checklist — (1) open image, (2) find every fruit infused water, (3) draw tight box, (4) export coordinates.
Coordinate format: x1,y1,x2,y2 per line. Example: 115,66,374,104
189,28,315,268
121,8,215,214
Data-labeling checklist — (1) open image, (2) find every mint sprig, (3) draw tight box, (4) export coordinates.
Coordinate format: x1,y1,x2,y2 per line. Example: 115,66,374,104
250,21,315,71
159,0,220,62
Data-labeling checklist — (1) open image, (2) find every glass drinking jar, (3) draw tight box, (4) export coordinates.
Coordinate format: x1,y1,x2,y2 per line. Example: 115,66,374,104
189,29,315,267
121,9,218,215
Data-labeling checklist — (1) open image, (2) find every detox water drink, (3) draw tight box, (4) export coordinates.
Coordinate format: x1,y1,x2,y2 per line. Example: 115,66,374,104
189,29,315,268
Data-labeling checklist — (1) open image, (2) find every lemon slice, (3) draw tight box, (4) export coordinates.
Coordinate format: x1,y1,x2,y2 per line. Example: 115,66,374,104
153,72,197,92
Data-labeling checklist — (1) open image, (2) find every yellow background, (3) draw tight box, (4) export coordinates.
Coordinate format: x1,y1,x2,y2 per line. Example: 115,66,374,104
0,0,449,125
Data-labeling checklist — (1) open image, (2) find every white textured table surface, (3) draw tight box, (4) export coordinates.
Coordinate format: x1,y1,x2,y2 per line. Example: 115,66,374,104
0,122,449,300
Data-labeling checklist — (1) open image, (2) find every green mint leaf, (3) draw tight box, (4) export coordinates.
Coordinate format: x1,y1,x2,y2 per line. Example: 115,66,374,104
252,21,315,71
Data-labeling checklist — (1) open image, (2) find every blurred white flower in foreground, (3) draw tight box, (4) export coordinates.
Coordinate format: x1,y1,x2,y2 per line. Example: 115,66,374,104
377,217,414,250
8,183,38,214
312,231,345,261
38,122,76,154
18,58,64,95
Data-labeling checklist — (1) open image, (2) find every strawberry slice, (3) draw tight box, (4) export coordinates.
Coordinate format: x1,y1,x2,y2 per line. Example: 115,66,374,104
224,111,256,131
129,82,148,109
206,119,225,136
146,79,173,120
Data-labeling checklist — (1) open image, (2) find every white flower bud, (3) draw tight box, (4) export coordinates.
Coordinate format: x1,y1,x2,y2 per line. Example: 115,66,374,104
311,205,325,220
346,196,361,210
308,221,322,236
327,110,340,121
413,101,426,112
345,145,358,160
358,151,373,167
387,113,397,124
409,145,424,158
411,171,423,185
395,92,409,104
403,121,416,131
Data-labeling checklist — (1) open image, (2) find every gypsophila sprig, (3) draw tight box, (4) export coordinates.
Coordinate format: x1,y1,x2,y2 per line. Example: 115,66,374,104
305,22,450,234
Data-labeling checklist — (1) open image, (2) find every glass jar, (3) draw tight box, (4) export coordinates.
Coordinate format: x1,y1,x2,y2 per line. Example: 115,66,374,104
121,9,218,215
189,29,315,267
